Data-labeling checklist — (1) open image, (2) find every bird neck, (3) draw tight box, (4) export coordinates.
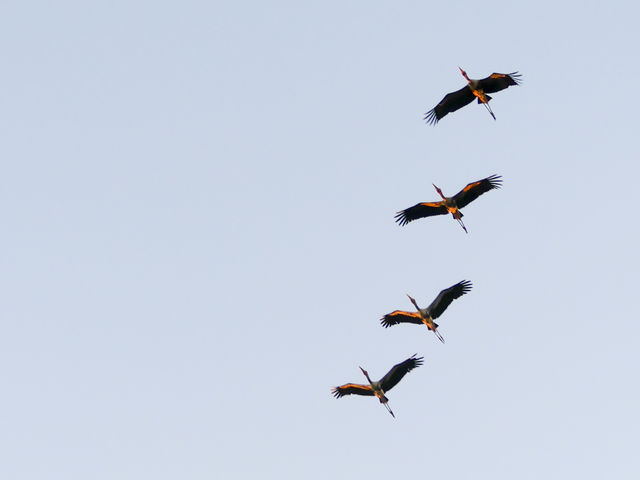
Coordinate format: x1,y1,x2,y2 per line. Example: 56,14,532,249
362,372,378,391
408,296,421,311
433,186,446,200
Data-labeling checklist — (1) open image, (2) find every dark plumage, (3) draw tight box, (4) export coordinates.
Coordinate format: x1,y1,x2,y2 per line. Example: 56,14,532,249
332,355,424,418
425,70,521,124
395,175,502,232
381,281,472,343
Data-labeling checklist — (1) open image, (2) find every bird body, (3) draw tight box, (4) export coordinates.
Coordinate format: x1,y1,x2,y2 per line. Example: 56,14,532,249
361,375,390,406
395,175,502,232
466,78,493,106
424,68,521,124
332,355,424,418
440,196,465,227
381,280,472,343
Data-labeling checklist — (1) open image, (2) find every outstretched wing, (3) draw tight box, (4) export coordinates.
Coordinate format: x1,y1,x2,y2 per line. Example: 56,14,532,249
379,354,424,392
424,85,475,125
332,383,374,398
427,280,472,320
452,175,502,209
395,202,448,226
380,310,423,328
477,72,522,94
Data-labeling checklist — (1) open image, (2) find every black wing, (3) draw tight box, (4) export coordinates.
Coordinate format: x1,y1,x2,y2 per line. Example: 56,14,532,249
424,85,475,125
332,383,375,398
427,280,472,320
477,72,522,94
395,202,448,226
452,175,502,209
380,310,423,328
378,354,424,392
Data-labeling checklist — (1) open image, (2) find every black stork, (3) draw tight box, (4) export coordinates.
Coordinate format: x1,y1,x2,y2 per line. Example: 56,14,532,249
332,354,424,418
424,68,521,124
395,174,502,233
381,280,472,343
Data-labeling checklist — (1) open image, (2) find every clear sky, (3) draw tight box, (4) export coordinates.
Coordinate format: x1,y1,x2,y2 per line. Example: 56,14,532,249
1,1,639,479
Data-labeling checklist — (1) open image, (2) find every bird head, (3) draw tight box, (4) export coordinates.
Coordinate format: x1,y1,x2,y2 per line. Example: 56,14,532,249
406,294,420,310
458,66,469,80
432,183,445,199
359,366,373,384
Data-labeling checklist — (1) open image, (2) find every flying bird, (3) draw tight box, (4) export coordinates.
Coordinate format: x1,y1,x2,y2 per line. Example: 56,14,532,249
381,280,472,343
424,68,521,124
395,174,502,233
332,354,424,418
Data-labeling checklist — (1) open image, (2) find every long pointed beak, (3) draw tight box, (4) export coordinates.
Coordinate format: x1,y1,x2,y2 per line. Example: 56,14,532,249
407,294,419,310
432,184,445,199
359,366,372,384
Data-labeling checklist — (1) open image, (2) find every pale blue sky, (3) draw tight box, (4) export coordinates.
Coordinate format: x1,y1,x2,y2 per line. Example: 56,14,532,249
1,1,638,479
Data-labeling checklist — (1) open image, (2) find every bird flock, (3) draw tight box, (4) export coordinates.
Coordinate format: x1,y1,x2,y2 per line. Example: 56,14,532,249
332,68,522,418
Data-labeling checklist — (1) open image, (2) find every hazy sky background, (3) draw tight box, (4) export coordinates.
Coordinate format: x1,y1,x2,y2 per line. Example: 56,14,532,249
1,1,639,478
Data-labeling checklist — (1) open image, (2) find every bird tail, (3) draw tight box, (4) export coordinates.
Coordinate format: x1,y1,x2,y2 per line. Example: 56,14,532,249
456,217,468,234
377,394,395,417
482,101,496,120
427,322,445,343
451,209,467,232
381,398,395,418
477,94,492,103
